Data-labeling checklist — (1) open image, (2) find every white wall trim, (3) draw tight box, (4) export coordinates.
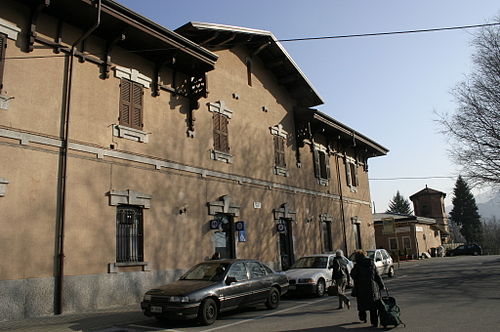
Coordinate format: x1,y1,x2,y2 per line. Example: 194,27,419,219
0,128,372,207
114,66,152,88
270,124,288,138
108,189,152,208
208,100,233,118
113,125,149,143
0,18,21,40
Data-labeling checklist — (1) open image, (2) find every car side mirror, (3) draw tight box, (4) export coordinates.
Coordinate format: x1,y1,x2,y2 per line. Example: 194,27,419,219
225,276,237,285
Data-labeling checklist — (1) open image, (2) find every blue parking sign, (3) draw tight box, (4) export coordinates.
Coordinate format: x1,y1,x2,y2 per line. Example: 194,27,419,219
238,230,247,242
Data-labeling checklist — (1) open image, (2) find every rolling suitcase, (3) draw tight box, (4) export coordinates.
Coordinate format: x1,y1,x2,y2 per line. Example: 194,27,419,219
377,289,405,328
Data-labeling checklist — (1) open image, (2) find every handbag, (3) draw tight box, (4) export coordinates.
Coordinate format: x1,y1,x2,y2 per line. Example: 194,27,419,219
327,285,339,296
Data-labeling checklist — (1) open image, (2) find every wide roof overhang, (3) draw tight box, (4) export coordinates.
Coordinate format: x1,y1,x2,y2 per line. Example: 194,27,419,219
298,109,389,158
176,22,324,108
14,0,218,74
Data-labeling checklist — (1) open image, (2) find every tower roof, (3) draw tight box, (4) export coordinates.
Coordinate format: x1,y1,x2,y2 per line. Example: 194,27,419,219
409,186,446,200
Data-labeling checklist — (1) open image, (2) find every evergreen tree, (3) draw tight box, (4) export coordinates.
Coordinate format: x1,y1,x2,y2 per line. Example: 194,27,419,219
449,176,483,243
386,191,413,215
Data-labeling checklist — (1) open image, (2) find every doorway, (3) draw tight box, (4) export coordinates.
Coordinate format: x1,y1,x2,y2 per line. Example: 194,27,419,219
213,214,236,259
278,218,294,270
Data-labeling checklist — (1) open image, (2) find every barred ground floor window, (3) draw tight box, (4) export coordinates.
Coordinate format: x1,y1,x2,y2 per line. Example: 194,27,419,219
116,205,144,263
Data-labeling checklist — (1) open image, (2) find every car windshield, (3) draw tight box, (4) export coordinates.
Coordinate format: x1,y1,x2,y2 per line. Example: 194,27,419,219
290,257,328,269
180,262,230,281
366,251,375,259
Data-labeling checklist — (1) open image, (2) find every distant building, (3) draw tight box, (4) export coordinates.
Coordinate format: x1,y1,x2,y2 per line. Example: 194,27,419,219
373,213,442,259
410,186,450,243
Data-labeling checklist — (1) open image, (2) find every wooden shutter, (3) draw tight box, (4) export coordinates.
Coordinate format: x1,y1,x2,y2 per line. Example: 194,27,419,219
353,163,360,187
119,79,143,130
324,152,331,179
313,148,321,179
0,34,6,91
119,79,132,127
345,158,352,186
274,136,286,167
213,113,229,153
131,82,143,130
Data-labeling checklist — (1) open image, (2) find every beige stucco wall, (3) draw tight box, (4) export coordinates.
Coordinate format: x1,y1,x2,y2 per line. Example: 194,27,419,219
0,0,381,319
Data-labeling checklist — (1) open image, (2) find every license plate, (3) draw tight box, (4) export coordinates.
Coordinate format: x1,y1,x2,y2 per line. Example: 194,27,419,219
289,285,296,290
150,306,163,313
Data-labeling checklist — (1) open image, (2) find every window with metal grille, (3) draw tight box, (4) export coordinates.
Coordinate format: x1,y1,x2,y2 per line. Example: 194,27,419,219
119,78,144,130
116,205,144,263
0,33,6,92
213,112,229,153
274,135,286,168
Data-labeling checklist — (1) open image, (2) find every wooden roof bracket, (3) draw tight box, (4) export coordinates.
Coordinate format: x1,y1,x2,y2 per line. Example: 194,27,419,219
152,56,175,96
186,72,208,138
252,41,271,57
27,0,50,52
102,33,126,79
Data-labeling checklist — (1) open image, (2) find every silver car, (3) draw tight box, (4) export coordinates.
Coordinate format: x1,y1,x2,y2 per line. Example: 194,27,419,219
351,249,395,277
284,254,353,297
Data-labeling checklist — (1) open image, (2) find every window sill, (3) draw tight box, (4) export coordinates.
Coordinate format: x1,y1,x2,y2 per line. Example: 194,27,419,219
274,166,288,177
113,125,149,143
211,150,233,163
317,178,329,186
108,262,150,273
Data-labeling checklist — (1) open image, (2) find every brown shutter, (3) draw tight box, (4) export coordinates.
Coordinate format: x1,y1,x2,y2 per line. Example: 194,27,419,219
0,34,6,91
345,158,352,186
313,148,320,179
325,153,331,179
131,82,143,129
119,79,132,127
274,136,286,167
213,113,221,151
219,115,229,152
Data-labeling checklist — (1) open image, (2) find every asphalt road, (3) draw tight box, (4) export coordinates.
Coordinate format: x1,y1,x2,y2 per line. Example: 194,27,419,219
2,256,499,332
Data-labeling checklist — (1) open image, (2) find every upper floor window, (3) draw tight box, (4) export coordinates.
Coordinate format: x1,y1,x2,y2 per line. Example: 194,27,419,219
213,112,230,153
345,158,359,190
209,101,233,163
0,33,6,92
270,124,288,177
119,78,144,130
313,147,330,185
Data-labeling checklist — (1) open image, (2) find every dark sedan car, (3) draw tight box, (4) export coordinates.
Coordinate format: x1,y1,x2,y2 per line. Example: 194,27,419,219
141,259,288,325
447,244,482,256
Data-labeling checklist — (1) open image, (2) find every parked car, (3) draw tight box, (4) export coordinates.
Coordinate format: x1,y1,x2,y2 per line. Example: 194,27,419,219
141,259,288,325
350,249,395,278
284,254,354,297
447,244,482,256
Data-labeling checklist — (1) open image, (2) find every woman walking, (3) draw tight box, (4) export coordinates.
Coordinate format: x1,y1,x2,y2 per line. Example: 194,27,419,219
350,250,385,327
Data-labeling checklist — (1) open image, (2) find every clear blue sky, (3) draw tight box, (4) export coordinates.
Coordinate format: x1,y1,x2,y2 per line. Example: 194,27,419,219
116,0,499,211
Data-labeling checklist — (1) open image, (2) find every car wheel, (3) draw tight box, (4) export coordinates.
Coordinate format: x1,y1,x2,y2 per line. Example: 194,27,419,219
198,298,218,325
387,266,395,278
316,279,326,297
265,287,280,309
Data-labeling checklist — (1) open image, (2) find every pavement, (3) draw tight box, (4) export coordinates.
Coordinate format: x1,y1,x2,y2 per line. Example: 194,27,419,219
0,259,424,332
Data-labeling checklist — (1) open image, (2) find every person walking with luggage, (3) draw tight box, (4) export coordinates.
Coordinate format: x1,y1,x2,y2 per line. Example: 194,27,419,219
350,250,386,327
331,249,351,310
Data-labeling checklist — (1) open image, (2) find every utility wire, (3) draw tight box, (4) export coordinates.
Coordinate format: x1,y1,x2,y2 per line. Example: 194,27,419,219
369,176,466,181
4,21,500,61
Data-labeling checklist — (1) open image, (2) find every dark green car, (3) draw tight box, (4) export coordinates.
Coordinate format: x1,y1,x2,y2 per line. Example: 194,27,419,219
141,259,289,325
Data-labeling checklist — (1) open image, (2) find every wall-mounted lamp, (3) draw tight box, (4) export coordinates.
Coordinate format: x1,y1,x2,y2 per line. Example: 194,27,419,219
179,205,188,215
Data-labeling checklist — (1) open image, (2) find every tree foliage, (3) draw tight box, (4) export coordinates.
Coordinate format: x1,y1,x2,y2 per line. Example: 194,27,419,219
482,217,500,255
386,191,413,215
439,21,500,188
449,176,483,243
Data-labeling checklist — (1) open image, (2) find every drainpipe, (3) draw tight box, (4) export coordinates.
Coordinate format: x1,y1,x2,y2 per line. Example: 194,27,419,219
335,152,348,255
55,0,101,315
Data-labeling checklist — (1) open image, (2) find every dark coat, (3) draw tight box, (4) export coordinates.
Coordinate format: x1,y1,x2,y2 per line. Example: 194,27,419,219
350,257,385,311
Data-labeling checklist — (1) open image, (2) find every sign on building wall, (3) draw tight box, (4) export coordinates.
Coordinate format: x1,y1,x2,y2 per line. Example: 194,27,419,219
416,226,424,232
396,226,411,234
